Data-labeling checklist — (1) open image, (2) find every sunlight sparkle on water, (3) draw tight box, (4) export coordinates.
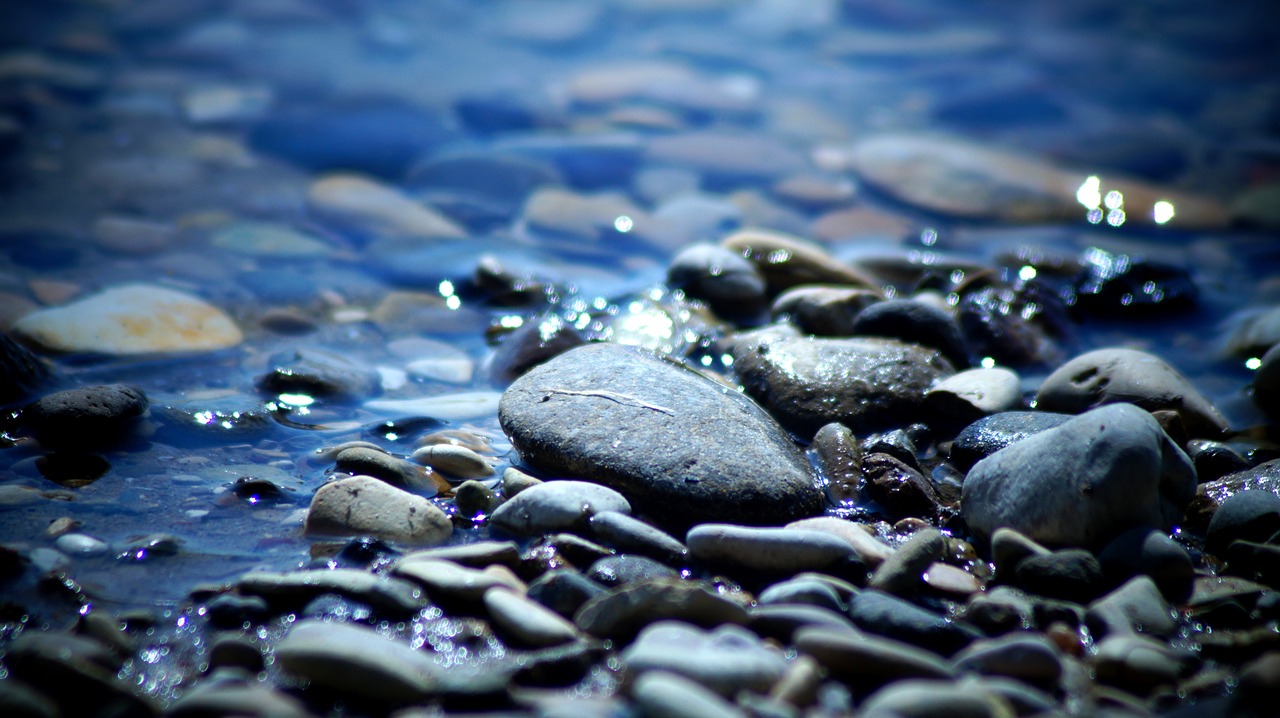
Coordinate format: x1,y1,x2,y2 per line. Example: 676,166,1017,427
1247,357,1263,370
1153,200,1175,224
614,215,633,233
1077,176,1102,209
1018,266,1037,281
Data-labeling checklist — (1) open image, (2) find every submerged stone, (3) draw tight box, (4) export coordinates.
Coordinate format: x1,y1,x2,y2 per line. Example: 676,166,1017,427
499,342,823,529
12,284,242,355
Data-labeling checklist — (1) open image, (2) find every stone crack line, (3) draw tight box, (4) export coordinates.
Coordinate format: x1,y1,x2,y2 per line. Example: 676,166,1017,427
543,388,675,415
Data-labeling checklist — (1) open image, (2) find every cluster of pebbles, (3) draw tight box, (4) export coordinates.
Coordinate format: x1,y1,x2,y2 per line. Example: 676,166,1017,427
4,224,1280,718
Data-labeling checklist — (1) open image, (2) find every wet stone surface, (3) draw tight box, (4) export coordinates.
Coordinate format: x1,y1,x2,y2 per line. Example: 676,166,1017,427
2,1,1280,717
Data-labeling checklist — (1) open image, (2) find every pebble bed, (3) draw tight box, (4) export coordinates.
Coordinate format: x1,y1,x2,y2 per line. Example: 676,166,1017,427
2,1,1280,717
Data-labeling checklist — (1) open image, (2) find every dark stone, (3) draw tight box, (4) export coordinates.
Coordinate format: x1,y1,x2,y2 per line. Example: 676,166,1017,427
255,348,380,402
748,603,857,643
732,332,953,439
0,332,52,405
5,633,157,717
861,430,923,473
201,594,272,629
862,453,943,520
812,422,862,504
35,452,110,488
847,590,981,656
499,343,824,530
1098,528,1195,603
1013,549,1108,603
956,286,1058,368
1207,490,1280,556
527,569,607,620
851,298,970,367
1187,460,1280,533
248,100,453,178
152,399,273,448
948,411,1072,473
1226,541,1280,588
668,244,768,322
771,286,881,337
588,511,689,567
1189,440,1252,484
586,554,678,587
1072,247,1197,318
24,384,149,451
488,314,586,384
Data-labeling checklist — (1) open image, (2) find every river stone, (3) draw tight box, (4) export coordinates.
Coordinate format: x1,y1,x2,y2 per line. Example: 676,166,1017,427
392,558,524,603
794,626,955,689
786,517,895,567
621,621,787,695
12,284,242,355
923,367,1023,431
948,411,1073,473
858,678,1012,718
961,404,1197,549
410,444,494,480
589,511,689,566
1206,489,1280,556
24,384,148,451
588,554,679,587
847,590,982,656
851,298,970,368
845,133,1229,228
1036,348,1229,438
305,475,453,546
722,228,882,296
631,671,747,718
234,568,426,616
1086,576,1178,639
732,332,954,439
167,681,311,718
275,619,441,703
686,524,865,577
334,447,442,493
573,578,750,641
667,244,768,321
308,174,465,240
483,587,580,647
771,285,882,337
489,480,631,536
1098,528,1195,603
869,528,945,596
953,632,1064,688
499,342,823,528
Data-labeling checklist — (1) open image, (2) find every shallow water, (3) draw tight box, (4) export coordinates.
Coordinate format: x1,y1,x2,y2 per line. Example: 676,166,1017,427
2,0,1280,711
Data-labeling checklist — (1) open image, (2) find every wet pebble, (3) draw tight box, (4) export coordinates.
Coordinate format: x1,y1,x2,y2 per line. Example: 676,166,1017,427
483,587,580,648
667,244,768,321
410,444,494,480
364,391,503,422
858,678,1012,718
274,619,440,703
862,452,944,520
334,447,442,493
1013,549,1107,604
757,577,846,612
453,480,498,518
809,423,863,504
12,284,242,355
722,228,882,295
24,383,147,451
235,567,425,616
923,367,1022,433
1086,576,1178,639
304,475,453,546
1206,489,1280,556
794,626,955,689
621,621,787,695
732,331,953,438
771,285,882,337
1092,633,1195,695
1098,528,1195,603
686,524,865,578
588,554,679,587
589,511,688,566
948,410,1072,472
631,670,747,718
54,533,108,555
527,569,608,619
952,632,1063,688
489,480,630,536
1036,347,1229,438
851,298,970,367
786,517,895,568
256,347,380,402
392,557,523,604
209,221,331,258
869,528,945,596
522,187,647,243
1072,246,1198,318
961,404,1198,549
499,342,823,528
573,578,750,641
848,590,981,656
4,632,154,718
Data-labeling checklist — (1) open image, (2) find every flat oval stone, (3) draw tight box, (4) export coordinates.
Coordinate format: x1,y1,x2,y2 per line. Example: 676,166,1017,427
483,587,580,648
794,626,955,688
13,284,242,355
308,174,465,240
961,404,1197,549
499,342,823,529
573,578,750,641
686,524,863,576
732,332,954,439
274,620,438,703
305,475,453,546
489,480,630,536
1036,348,1229,438
621,621,787,695
722,228,882,295
631,671,747,718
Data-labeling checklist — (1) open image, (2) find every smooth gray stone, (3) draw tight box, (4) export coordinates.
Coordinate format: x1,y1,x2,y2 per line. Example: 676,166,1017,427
483,587,580,647
1036,348,1229,438
499,343,823,529
621,621,787,695
961,404,1197,549
686,524,864,576
489,480,631,536
1012,549,1108,604
850,298,970,368
952,632,1064,688
1091,633,1195,694
589,511,689,566
794,626,955,688
869,528,946,596
948,411,1072,473
748,603,858,643
858,678,1010,718
632,670,748,718
574,578,750,641
923,367,1022,431
528,568,608,619
990,527,1051,579
587,554,678,587
962,586,1035,636
391,558,522,603
397,540,521,570
667,244,768,320
305,475,453,546
1098,528,1194,603
847,590,981,656
274,620,441,703
732,332,953,439
235,568,426,616
758,577,847,613
333,447,439,492
1206,489,1280,556
1086,576,1178,639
